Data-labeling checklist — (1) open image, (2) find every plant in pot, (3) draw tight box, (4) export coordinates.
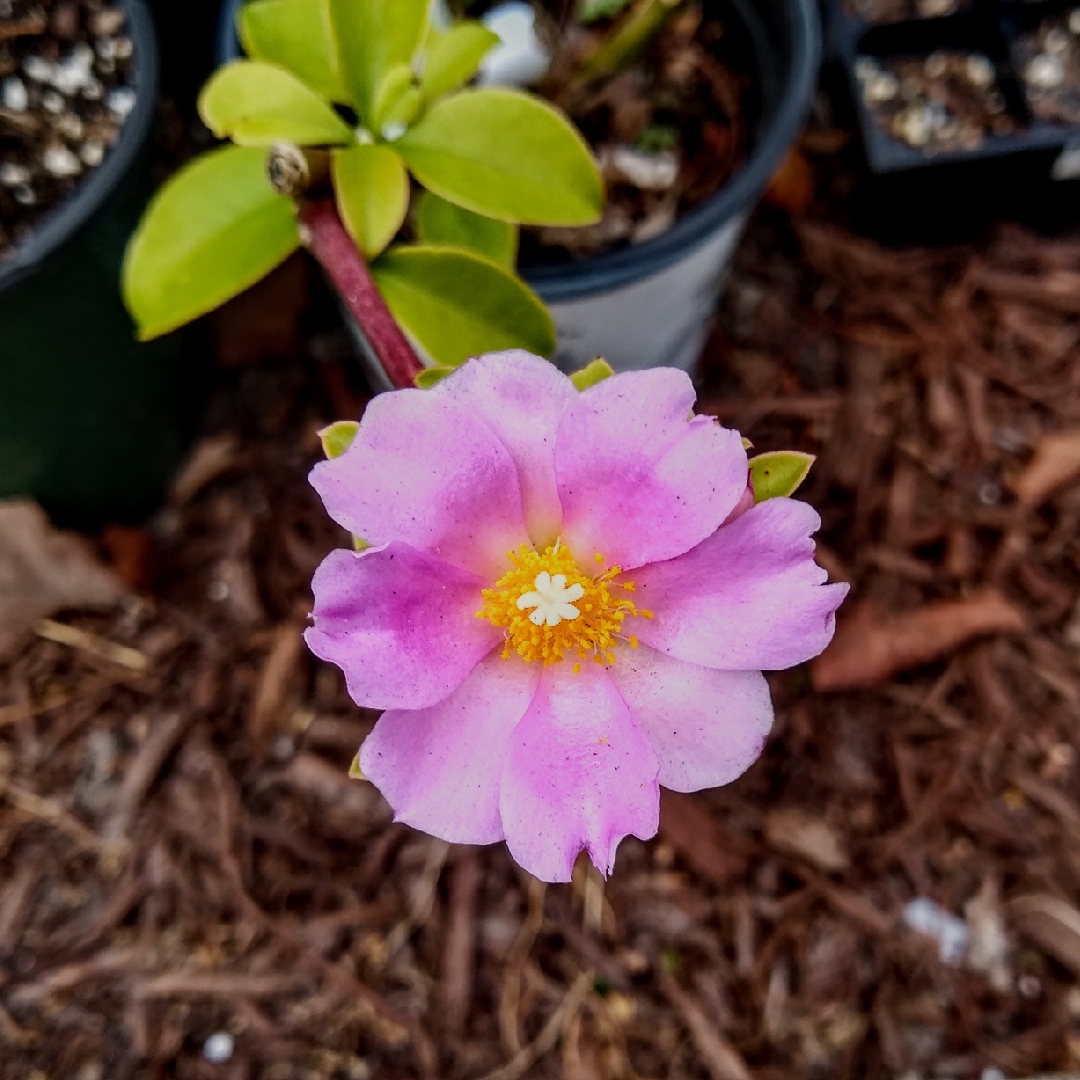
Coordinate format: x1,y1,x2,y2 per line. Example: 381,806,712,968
122,0,606,389
0,0,186,527
214,0,820,375
122,0,842,884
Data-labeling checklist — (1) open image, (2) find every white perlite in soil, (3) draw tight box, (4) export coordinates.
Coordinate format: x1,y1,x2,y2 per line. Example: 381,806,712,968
0,1,137,255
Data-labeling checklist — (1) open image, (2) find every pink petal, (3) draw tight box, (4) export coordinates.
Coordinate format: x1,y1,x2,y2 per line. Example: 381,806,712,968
309,388,528,580
629,497,849,671
305,543,500,710
437,351,577,547
609,645,773,792
499,662,659,882
555,369,748,571
360,653,540,845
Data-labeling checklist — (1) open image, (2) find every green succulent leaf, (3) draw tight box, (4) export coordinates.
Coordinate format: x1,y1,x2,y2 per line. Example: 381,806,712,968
397,88,603,225
123,145,301,340
371,64,422,137
570,358,615,391
371,245,556,367
420,21,499,101
328,0,431,122
239,0,348,102
414,365,454,388
333,144,409,259
318,419,359,458
749,451,816,503
414,190,517,267
199,60,352,146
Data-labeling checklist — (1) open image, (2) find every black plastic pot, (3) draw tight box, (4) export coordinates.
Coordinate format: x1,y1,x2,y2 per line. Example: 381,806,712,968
0,0,189,527
219,0,820,375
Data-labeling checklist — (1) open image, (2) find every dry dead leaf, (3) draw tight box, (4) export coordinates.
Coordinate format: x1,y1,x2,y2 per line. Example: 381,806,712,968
813,591,1027,691
764,808,849,872
659,790,750,887
1013,431,1080,507
0,501,126,662
1008,894,1080,977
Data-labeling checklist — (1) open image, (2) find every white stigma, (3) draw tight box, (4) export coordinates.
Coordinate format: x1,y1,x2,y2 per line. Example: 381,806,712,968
516,571,585,627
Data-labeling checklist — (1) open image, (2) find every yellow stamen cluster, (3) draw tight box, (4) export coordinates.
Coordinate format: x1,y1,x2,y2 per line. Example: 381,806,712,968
477,543,652,667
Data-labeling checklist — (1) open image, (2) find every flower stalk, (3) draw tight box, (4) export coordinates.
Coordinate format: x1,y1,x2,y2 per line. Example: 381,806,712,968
298,199,424,390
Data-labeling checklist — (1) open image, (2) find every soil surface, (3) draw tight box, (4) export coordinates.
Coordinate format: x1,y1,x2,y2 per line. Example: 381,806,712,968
0,0,135,259
3,153,1080,1078
520,0,751,263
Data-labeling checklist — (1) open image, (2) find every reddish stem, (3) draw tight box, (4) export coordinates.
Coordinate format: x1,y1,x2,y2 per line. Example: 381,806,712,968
299,200,423,390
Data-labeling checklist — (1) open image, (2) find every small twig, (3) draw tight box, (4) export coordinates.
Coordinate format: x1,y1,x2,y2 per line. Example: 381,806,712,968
384,838,449,960
132,972,309,999
481,971,593,1080
298,199,424,390
0,777,100,851
441,848,482,1038
35,619,148,673
499,875,547,1057
582,860,605,937
100,711,193,865
659,971,752,1080
0,9,46,41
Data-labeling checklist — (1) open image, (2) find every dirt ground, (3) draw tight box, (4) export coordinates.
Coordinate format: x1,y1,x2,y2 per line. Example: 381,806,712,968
2,178,1080,1078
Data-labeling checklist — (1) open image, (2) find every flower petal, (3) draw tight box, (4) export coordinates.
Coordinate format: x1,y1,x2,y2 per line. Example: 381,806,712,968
305,543,500,710
309,387,528,579
499,662,659,882
629,497,849,671
609,645,773,792
361,653,540,845
436,351,577,547
555,369,748,571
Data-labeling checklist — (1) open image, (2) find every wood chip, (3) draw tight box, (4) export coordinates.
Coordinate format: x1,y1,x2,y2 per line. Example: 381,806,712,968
1008,895,1080,977
1013,431,1080,507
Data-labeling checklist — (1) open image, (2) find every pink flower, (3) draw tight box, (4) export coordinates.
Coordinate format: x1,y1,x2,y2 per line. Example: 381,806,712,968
306,352,848,882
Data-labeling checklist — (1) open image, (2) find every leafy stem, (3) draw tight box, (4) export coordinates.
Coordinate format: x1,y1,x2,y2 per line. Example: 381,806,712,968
299,199,424,389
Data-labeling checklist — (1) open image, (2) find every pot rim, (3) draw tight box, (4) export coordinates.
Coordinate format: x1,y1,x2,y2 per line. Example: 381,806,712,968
0,0,160,296
216,0,820,301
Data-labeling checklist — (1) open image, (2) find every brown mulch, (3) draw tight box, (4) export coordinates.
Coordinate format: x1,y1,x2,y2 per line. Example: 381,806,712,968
3,211,1080,1079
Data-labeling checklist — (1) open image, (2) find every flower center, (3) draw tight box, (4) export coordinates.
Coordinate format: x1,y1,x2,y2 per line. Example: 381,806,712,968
477,543,652,668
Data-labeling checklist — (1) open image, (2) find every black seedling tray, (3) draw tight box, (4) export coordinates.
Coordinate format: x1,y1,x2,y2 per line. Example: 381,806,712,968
826,0,1080,175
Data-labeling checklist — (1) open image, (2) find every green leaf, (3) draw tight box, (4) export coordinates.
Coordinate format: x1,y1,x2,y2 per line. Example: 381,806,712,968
415,365,454,388
371,245,556,367
370,64,422,136
199,60,352,146
318,419,359,458
123,146,301,340
414,190,517,267
570,358,614,391
333,144,409,259
328,0,431,122
579,0,633,22
420,21,499,101
349,752,366,779
749,451,816,503
240,0,349,102
397,88,603,225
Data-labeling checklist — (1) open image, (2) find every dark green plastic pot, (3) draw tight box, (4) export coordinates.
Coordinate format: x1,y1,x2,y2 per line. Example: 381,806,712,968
0,0,189,528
